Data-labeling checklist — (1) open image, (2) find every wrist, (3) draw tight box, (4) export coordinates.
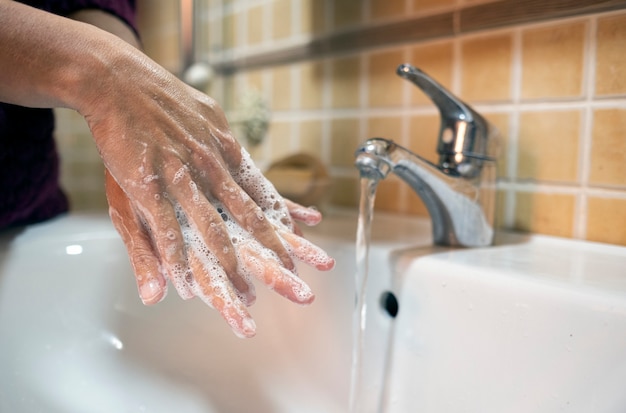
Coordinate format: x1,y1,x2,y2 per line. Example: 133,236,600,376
62,29,143,114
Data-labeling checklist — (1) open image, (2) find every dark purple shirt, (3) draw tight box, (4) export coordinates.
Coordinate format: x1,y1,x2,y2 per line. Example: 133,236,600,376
0,0,136,228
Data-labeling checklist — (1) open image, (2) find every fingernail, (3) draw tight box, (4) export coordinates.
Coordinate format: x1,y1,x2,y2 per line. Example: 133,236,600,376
233,317,256,339
243,317,256,335
293,281,315,305
140,279,163,304
317,257,336,271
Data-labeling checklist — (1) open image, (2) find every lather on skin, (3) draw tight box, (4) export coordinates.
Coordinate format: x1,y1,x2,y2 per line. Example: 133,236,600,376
0,0,334,338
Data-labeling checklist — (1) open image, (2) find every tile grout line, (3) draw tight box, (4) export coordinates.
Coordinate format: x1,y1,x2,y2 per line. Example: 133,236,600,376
320,57,332,167
504,27,523,229
291,62,301,153
261,68,272,161
575,15,598,241
496,181,626,198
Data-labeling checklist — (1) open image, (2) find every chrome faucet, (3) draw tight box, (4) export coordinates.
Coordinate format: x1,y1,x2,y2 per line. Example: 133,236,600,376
355,64,500,247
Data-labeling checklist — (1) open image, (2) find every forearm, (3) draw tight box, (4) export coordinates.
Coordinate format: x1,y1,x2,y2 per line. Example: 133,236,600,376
0,0,143,112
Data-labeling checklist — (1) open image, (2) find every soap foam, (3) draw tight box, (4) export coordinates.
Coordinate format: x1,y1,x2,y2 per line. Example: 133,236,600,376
230,148,293,232
127,146,329,335
172,166,187,185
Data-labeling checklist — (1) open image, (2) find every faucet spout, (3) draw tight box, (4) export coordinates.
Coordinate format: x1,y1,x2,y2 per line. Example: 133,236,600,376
355,138,496,247
354,65,499,247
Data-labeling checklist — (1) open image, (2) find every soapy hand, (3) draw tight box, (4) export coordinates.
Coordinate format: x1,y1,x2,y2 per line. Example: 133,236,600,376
0,2,334,338
85,45,334,338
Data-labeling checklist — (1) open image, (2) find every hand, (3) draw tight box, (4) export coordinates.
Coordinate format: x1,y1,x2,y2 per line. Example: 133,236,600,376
0,2,334,337
93,51,333,338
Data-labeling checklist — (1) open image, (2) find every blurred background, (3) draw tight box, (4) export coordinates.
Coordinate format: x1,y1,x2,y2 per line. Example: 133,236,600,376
54,0,626,246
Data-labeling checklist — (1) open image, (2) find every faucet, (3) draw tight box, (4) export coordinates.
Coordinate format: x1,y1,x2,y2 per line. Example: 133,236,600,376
355,64,500,247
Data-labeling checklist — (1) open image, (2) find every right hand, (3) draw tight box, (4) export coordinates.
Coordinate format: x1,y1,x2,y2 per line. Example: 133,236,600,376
94,62,334,337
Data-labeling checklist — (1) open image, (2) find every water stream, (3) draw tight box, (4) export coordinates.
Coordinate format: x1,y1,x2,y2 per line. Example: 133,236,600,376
349,177,380,413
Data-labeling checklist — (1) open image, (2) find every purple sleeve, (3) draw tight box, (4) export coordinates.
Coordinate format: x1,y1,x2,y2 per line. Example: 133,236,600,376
18,0,138,36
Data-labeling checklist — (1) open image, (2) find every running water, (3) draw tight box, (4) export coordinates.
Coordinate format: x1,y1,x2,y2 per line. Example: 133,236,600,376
349,177,379,413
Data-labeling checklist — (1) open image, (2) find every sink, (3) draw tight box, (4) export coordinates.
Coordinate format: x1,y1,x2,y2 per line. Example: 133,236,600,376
0,211,426,413
384,234,626,412
1,211,625,412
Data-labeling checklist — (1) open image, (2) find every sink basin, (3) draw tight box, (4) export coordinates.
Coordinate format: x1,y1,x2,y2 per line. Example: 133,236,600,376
1,211,625,412
384,233,626,412
0,211,426,413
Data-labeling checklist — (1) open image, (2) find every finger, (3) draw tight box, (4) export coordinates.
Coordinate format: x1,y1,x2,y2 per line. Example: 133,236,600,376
284,199,322,226
105,169,167,304
133,189,194,301
188,247,256,338
109,208,168,304
214,175,296,273
239,241,315,305
279,229,336,271
230,150,294,230
170,169,256,305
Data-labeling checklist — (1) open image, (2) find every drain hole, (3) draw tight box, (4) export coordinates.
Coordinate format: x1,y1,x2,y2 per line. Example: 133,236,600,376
380,291,399,318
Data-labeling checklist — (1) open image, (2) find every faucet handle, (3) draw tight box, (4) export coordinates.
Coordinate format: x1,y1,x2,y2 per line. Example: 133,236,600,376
397,64,498,176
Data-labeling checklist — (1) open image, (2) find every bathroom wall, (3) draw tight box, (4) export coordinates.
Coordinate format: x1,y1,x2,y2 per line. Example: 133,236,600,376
54,0,626,247
197,0,626,246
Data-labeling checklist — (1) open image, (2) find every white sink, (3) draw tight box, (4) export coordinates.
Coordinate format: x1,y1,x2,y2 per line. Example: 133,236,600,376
0,211,425,413
384,233,626,413
1,211,625,413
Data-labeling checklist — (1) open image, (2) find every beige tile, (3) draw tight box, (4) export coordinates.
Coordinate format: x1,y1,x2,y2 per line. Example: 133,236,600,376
514,192,575,237
136,0,180,33
68,190,109,212
223,75,236,111
370,0,406,21
332,0,362,29
331,56,361,109
494,189,508,229
409,41,454,106
330,118,361,167
196,17,211,55
298,120,323,158
271,65,293,110
328,176,360,207
460,33,513,102
268,121,294,161
586,197,626,246
595,13,626,96
245,137,268,162
374,175,403,213
272,0,292,40
222,13,236,49
517,110,580,183
407,114,440,164
521,21,586,100
368,48,405,107
244,69,265,92
367,116,403,140
405,188,429,217
300,0,326,34
589,109,626,187
411,0,455,13
141,31,180,71
483,112,510,178
299,60,325,110
247,5,264,46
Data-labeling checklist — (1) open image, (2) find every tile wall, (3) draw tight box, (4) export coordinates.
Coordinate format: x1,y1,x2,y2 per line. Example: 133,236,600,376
202,0,626,246
55,0,626,247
